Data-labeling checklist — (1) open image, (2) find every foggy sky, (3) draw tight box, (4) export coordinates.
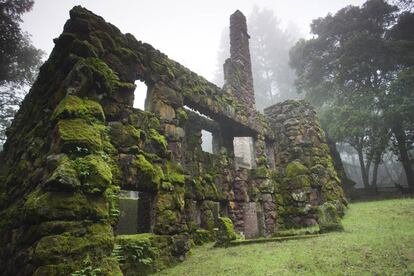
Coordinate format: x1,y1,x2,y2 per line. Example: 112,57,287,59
22,0,366,83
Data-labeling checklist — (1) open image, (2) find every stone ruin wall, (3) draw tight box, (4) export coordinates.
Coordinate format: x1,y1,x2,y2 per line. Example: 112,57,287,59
0,7,346,275
265,101,347,228
223,11,256,112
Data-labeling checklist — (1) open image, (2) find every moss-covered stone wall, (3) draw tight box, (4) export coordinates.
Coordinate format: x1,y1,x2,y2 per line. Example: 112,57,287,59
265,101,347,229
0,6,346,275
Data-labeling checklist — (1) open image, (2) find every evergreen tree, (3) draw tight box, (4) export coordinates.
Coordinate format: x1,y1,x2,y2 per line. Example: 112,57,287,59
214,6,302,111
0,0,43,145
290,0,414,192
249,6,302,110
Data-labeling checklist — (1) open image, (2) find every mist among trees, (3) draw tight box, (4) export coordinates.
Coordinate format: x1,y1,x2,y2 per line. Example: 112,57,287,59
213,0,413,193
0,0,43,145
214,6,303,111
290,0,414,192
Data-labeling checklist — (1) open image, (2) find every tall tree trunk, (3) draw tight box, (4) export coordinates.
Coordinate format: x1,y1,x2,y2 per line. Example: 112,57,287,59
393,125,414,193
371,161,379,193
371,145,384,193
357,147,370,189
365,151,373,187
326,137,355,196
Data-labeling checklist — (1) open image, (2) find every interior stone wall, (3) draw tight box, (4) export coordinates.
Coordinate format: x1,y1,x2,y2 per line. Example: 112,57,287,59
0,6,346,275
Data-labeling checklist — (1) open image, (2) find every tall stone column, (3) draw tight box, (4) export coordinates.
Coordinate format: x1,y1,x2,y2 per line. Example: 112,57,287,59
223,10,256,112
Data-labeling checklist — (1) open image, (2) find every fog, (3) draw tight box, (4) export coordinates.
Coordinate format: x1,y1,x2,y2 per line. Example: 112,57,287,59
20,0,411,191
22,0,365,82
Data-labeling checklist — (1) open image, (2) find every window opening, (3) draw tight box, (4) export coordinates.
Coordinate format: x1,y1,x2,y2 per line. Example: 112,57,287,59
115,190,154,234
201,129,213,154
233,137,255,169
133,80,147,110
265,141,276,169
115,190,139,235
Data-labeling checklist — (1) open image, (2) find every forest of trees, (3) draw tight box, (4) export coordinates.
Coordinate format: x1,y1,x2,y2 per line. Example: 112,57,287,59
290,0,414,192
0,0,43,145
214,6,302,111
214,0,413,193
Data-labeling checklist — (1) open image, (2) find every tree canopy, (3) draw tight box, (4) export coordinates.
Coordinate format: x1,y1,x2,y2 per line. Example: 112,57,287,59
249,6,302,110
0,0,43,144
290,0,414,192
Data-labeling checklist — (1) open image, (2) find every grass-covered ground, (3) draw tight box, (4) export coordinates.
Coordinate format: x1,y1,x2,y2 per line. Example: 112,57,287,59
156,198,414,275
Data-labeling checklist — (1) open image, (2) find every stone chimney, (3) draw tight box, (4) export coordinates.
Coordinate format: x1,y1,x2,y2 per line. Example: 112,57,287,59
223,10,256,111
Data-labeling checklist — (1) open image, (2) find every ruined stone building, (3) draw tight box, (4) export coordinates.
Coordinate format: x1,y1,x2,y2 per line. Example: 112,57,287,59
0,7,346,275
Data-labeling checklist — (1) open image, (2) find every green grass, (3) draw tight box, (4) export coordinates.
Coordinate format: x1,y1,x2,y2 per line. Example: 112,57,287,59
156,198,414,276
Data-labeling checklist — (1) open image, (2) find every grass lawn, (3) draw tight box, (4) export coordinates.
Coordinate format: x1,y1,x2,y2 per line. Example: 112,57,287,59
156,198,414,276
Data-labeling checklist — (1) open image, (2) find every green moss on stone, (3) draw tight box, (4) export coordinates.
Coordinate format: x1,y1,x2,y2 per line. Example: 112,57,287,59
257,179,274,193
168,172,185,185
33,263,75,276
165,161,185,185
133,154,163,191
256,156,268,166
84,57,118,87
70,39,98,58
160,181,174,191
114,47,140,62
45,155,80,191
186,178,205,200
252,166,270,179
56,119,103,152
98,256,123,276
216,217,237,246
105,185,121,226
102,152,122,186
156,192,175,213
201,209,216,232
193,229,214,245
174,187,185,211
204,182,219,200
286,161,309,178
322,179,346,204
23,189,109,223
115,233,187,275
288,175,311,189
310,164,326,176
148,116,161,129
317,202,344,233
155,210,180,234
149,128,168,153
109,122,143,148
33,223,113,266
176,108,188,123
115,234,154,275
84,57,135,93
52,95,105,121
75,154,112,194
